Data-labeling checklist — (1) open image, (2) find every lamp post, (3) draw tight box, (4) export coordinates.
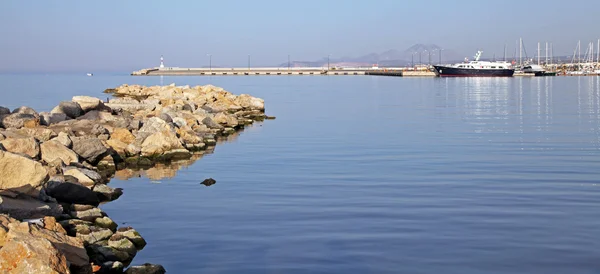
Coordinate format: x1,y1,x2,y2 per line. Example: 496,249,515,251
328,54,331,70
207,54,212,73
288,54,290,71
439,49,443,64
248,54,250,71
419,51,423,66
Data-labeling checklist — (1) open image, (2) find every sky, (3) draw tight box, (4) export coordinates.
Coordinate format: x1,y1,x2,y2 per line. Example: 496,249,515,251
1,0,599,72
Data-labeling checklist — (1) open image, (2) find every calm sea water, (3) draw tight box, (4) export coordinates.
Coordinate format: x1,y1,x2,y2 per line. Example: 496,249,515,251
2,74,600,274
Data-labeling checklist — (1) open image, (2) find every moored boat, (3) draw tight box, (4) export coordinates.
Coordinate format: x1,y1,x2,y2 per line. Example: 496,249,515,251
433,51,514,77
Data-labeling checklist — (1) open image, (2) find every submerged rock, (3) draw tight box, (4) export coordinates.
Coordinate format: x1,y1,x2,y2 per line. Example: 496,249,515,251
201,178,216,186
125,263,166,274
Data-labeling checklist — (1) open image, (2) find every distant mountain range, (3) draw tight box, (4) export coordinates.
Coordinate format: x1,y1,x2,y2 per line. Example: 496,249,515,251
279,44,466,67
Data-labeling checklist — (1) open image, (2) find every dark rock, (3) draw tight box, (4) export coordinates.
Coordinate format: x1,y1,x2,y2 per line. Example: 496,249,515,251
125,263,166,274
71,137,108,164
182,103,194,112
53,101,83,119
99,261,125,274
0,106,10,115
201,178,216,186
158,113,172,123
46,182,100,206
201,117,224,129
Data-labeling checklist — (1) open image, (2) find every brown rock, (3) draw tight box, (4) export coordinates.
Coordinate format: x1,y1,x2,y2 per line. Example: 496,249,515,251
0,233,69,274
140,130,184,156
111,128,136,144
40,140,79,165
0,150,48,197
0,137,40,159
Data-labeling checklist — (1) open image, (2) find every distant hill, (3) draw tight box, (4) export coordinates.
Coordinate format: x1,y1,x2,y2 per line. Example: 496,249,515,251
278,44,465,67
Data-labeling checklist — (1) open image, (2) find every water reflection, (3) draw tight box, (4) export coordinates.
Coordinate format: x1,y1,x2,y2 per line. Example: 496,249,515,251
436,76,600,150
113,123,263,181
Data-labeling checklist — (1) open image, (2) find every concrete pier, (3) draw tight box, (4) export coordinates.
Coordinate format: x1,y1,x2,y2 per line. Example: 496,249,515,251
132,67,437,77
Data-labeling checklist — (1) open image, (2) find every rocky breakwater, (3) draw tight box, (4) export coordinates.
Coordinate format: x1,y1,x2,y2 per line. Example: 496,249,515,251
0,83,268,273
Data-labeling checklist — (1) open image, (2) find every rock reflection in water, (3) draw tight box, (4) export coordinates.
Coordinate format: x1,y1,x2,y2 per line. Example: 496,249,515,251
114,149,214,181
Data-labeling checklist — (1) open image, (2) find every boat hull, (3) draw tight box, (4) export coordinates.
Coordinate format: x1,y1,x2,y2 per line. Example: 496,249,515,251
433,66,514,77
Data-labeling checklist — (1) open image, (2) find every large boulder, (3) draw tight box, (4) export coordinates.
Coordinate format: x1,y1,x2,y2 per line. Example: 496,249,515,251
7,221,91,272
0,107,10,115
71,137,108,164
40,140,78,165
0,229,70,274
1,113,39,129
51,101,83,119
0,150,48,197
140,130,184,157
72,96,104,112
45,182,100,206
0,137,40,159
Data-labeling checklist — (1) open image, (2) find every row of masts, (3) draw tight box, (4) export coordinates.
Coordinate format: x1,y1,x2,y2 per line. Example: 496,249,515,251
502,38,600,68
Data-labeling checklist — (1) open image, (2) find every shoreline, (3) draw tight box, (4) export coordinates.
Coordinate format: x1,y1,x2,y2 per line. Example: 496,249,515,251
0,84,270,273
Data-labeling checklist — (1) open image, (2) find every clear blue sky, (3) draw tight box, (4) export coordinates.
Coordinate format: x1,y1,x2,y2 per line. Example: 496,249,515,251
1,0,598,72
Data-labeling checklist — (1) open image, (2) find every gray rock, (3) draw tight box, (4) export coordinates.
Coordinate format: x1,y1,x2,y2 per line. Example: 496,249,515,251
116,227,146,249
1,113,39,129
100,261,125,273
201,116,224,129
46,182,100,206
138,117,170,133
108,234,137,255
70,207,104,222
89,244,131,265
94,216,118,232
52,101,83,119
0,106,10,115
12,106,39,118
158,113,172,123
93,184,123,202
172,117,187,128
125,263,166,274
0,196,63,220
39,112,68,126
76,225,114,244
71,137,108,164
182,103,195,112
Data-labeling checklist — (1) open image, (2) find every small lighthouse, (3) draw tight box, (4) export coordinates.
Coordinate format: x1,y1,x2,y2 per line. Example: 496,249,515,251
159,55,165,68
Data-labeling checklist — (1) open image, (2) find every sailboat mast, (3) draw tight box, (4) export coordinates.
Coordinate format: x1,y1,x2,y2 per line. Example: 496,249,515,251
503,44,506,62
578,40,581,65
550,43,553,65
519,38,522,66
545,42,548,64
537,42,540,65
